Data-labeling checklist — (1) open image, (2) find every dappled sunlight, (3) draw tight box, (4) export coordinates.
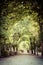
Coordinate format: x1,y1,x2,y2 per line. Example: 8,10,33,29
0,7,40,56
7,16,40,44
0,0,43,59
0,1,43,65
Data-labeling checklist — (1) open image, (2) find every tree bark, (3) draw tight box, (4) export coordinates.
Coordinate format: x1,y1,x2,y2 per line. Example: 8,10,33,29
41,29,43,56
41,42,43,56
0,45,1,57
39,22,43,56
31,43,33,54
34,43,36,55
36,47,38,56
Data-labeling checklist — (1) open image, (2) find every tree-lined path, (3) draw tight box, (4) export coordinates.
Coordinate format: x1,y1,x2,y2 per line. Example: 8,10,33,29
0,0,43,65
0,55,43,65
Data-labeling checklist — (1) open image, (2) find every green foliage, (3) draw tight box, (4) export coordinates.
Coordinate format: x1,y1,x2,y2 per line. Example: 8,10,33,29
0,1,41,51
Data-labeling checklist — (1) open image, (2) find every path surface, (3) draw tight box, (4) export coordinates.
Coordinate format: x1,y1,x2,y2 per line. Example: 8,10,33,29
0,55,43,65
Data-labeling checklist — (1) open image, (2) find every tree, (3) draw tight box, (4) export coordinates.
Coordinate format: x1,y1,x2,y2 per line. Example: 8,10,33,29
0,0,43,56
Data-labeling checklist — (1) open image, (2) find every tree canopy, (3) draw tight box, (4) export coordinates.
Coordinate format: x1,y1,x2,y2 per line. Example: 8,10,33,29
0,0,43,51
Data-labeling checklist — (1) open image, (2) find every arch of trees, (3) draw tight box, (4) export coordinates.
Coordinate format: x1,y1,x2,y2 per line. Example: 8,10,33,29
0,0,43,56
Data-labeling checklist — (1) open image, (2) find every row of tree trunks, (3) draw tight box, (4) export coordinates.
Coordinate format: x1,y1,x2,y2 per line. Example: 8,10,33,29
30,38,36,55
0,44,19,57
30,44,39,55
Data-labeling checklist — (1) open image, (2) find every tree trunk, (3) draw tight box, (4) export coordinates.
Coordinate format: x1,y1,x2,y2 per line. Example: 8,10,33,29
40,25,43,56
36,46,38,56
34,43,36,55
39,21,43,56
0,45,1,57
41,42,43,56
30,43,33,54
